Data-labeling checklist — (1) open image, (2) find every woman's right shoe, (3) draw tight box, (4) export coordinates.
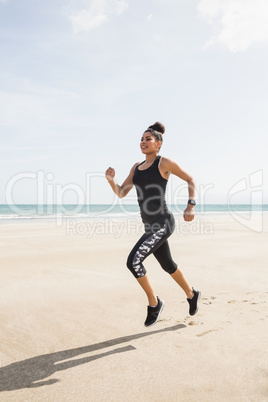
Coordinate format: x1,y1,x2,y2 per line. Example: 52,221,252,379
144,296,165,327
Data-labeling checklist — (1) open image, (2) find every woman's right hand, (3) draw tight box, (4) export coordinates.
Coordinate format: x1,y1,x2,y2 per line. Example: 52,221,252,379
105,167,115,182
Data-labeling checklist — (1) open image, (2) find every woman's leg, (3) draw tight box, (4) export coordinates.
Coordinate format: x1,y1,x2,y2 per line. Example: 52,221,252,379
126,224,169,326
153,241,194,299
153,241,200,314
170,268,194,299
126,215,199,320
126,221,172,305
136,274,158,306
126,222,171,279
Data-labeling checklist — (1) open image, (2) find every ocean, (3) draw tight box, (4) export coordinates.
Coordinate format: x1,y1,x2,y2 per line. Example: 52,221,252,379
0,204,266,222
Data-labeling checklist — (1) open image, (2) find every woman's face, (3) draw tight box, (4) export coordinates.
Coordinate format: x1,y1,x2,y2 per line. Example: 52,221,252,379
140,132,161,154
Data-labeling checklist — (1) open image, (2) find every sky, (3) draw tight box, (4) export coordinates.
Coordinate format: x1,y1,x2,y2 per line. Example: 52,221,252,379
0,0,267,205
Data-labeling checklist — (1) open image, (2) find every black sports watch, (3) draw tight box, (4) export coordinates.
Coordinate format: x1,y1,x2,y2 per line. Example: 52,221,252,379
188,199,196,206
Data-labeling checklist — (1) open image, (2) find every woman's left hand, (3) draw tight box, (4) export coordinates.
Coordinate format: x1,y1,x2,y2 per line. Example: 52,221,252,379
183,206,195,222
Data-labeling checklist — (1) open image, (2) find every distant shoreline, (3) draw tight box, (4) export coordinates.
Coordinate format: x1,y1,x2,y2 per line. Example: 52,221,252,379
0,208,267,226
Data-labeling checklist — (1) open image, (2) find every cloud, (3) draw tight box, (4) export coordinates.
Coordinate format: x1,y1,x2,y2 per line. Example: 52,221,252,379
69,0,129,33
198,0,268,52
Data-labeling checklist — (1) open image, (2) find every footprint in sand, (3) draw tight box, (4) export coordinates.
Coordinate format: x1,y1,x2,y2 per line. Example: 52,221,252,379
228,298,264,305
159,318,171,323
242,299,260,304
186,320,204,326
202,296,216,305
240,297,266,305
196,329,218,337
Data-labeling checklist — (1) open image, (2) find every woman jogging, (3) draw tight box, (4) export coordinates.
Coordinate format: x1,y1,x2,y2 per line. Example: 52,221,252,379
105,122,200,327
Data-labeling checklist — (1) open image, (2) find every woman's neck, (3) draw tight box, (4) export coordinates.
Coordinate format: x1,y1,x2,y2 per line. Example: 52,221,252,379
145,153,158,163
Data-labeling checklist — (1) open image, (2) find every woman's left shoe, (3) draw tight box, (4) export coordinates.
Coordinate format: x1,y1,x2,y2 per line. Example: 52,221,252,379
144,296,165,327
187,288,201,316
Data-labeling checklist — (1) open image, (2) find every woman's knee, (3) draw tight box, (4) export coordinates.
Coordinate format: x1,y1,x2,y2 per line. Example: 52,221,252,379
126,254,146,278
126,253,137,275
126,254,133,271
162,263,177,275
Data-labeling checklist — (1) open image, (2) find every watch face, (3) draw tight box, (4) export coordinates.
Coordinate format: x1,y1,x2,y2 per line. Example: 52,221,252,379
188,200,196,205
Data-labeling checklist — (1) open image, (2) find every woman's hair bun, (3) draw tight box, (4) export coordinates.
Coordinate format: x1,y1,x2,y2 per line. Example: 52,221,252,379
148,122,165,134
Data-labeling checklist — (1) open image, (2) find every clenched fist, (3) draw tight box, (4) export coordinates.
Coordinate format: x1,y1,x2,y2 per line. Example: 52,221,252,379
105,167,115,182
183,206,195,222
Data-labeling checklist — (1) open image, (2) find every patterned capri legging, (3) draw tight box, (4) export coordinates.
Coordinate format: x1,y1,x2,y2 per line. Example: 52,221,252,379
126,213,178,278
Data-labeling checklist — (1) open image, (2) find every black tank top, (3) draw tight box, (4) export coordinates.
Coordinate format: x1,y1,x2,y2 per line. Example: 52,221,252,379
132,155,170,224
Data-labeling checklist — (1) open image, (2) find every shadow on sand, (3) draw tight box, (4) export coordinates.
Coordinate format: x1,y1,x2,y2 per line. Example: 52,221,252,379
0,323,186,391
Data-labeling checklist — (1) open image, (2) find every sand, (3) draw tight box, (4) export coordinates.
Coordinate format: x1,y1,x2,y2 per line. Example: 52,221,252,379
0,213,267,402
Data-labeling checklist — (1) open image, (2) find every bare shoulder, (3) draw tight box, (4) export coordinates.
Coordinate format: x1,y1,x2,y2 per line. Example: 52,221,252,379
160,156,176,171
160,156,193,181
129,161,141,176
158,156,173,180
131,161,141,170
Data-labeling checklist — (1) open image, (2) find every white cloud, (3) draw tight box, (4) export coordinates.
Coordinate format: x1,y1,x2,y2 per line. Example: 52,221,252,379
198,0,268,52
69,0,129,33
146,14,153,21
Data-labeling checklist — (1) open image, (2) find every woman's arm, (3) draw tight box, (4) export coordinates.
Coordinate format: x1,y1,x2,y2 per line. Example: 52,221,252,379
160,157,196,221
105,163,139,199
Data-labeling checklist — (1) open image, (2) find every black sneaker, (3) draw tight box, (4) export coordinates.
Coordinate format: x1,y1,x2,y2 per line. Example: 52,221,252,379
144,297,165,327
187,288,201,316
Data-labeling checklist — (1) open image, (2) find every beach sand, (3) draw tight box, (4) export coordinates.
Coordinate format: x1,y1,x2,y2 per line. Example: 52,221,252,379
0,213,267,401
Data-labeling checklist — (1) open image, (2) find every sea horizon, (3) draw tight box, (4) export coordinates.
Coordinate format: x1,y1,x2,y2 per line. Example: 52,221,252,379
0,203,267,222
